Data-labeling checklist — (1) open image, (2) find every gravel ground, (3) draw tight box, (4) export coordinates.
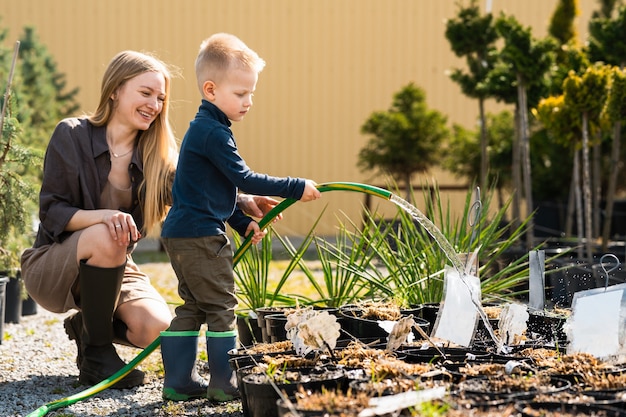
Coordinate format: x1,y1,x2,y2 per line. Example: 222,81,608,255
0,294,244,417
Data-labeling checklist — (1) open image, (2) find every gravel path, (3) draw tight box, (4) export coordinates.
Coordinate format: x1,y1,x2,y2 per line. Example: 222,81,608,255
0,307,244,417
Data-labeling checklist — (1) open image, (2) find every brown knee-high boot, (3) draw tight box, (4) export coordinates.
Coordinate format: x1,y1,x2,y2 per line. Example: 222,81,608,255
77,260,145,388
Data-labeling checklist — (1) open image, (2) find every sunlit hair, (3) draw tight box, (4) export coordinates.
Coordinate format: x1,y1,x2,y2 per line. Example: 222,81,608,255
89,50,179,237
195,33,266,94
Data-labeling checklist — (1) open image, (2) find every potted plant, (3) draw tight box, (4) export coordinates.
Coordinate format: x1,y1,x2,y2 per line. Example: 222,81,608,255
0,51,40,324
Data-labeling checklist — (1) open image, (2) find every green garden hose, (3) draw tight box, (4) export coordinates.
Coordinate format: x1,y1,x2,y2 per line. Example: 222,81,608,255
26,181,393,416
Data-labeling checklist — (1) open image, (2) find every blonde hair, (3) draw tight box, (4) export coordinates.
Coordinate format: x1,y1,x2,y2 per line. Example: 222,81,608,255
194,33,266,94
90,50,178,237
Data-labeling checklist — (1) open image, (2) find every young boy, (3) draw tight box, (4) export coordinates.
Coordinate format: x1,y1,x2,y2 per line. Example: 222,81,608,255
159,33,321,402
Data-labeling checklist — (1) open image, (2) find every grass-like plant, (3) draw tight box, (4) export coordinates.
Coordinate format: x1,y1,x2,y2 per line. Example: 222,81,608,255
233,223,317,313
356,184,533,306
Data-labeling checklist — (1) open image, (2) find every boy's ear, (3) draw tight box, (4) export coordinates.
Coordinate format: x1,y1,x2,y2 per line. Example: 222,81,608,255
202,80,217,100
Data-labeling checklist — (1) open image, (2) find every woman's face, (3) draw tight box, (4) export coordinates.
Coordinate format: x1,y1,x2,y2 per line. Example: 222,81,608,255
111,71,166,131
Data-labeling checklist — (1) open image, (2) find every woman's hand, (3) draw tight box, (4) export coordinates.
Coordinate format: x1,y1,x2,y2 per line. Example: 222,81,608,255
103,211,141,246
237,194,284,221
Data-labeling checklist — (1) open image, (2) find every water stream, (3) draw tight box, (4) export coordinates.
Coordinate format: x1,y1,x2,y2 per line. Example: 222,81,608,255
389,194,503,349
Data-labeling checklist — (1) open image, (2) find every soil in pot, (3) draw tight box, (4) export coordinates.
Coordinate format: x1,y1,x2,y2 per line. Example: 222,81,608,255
276,386,371,417
514,400,626,417
241,365,346,417
339,304,429,342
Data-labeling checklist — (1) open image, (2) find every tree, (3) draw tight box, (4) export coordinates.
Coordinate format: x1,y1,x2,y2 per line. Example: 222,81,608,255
601,67,626,250
549,0,579,45
358,83,449,200
494,14,556,248
563,65,610,261
0,42,39,270
13,26,79,173
444,0,499,193
443,110,514,207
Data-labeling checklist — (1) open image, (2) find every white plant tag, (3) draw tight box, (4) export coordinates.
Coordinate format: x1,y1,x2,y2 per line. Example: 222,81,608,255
565,284,626,359
432,266,481,347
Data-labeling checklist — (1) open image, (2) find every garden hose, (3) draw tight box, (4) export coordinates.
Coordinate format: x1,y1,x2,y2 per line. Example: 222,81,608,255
25,181,393,417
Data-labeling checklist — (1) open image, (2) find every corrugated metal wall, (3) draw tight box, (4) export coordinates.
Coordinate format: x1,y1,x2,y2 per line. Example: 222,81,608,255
2,1,596,236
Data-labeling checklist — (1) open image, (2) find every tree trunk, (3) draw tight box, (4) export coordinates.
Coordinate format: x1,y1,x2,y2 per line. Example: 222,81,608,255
512,107,522,231
574,149,584,259
602,121,622,251
592,131,602,239
479,98,488,194
581,113,593,263
517,75,533,250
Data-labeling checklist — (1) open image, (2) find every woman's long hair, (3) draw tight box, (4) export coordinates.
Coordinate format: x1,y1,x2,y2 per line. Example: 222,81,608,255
90,50,178,237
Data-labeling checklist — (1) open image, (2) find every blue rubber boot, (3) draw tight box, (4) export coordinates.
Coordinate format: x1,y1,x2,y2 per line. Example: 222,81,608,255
206,330,240,402
160,331,208,401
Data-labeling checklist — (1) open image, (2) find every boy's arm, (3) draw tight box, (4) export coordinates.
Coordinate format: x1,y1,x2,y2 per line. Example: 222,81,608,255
227,207,254,237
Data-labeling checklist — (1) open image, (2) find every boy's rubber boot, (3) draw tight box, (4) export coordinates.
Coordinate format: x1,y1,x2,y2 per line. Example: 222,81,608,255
77,260,146,388
160,330,208,401
206,330,240,402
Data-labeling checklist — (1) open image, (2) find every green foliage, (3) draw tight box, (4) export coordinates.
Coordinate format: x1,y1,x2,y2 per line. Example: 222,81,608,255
444,0,499,99
563,65,610,122
292,214,382,308
0,96,39,270
588,5,626,66
359,184,531,306
494,14,557,88
549,0,579,45
444,111,515,191
605,66,626,122
358,83,448,195
233,226,312,311
12,27,79,154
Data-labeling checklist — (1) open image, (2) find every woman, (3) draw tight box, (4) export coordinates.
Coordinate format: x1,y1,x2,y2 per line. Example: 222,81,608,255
21,50,276,388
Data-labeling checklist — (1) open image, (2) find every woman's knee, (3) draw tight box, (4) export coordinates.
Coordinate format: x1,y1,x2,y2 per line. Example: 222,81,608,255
77,224,127,266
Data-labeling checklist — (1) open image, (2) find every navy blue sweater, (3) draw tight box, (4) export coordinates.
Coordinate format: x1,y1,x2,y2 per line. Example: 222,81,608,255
161,100,305,238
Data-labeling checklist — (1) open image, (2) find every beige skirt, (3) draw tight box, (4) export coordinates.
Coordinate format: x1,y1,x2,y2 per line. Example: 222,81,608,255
21,232,166,313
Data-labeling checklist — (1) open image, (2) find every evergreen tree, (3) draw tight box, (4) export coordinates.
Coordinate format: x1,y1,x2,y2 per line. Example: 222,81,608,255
444,0,499,192
358,83,448,200
549,0,579,45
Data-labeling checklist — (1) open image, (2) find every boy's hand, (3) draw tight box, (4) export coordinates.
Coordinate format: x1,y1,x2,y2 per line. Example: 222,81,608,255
245,220,267,245
300,180,322,202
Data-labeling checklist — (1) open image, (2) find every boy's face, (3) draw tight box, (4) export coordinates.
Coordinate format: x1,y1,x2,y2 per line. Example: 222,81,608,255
207,68,258,122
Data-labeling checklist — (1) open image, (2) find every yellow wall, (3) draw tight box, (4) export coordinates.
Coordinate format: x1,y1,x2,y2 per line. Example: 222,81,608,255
2,0,597,236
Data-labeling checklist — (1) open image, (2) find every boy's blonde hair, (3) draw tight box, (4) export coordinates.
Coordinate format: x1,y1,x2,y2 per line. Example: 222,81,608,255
195,33,266,94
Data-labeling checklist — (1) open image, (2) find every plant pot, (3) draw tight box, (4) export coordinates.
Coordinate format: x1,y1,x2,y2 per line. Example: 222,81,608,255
339,305,429,342
0,276,8,344
241,366,346,417
514,400,626,417
21,294,37,316
266,313,289,343
237,313,263,347
4,275,22,324
255,307,291,343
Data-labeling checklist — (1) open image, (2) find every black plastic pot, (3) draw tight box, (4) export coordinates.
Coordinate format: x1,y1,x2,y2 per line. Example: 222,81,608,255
0,276,8,344
265,313,288,343
237,314,263,347
339,305,429,342
514,401,626,417
4,276,22,324
241,366,346,417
